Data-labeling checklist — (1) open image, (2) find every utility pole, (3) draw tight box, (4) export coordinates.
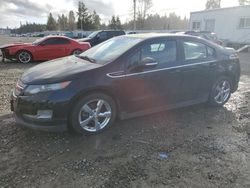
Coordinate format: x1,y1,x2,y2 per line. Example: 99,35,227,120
133,0,136,30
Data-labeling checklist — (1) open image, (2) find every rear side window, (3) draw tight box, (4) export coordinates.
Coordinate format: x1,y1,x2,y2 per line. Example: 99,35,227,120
55,38,70,44
207,46,215,57
107,31,125,38
183,41,215,61
114,31,125,36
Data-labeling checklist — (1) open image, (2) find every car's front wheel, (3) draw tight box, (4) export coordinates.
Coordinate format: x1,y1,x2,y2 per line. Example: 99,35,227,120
70,93,117,135
209,76,232,106
16,51,32,64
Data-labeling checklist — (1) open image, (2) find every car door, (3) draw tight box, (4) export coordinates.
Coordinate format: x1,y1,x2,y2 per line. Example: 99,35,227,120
120,38,183,113
178,39,217,102
35,38,70,60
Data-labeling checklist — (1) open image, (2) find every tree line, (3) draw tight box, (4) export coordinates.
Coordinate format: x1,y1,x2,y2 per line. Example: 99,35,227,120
11,0,250,34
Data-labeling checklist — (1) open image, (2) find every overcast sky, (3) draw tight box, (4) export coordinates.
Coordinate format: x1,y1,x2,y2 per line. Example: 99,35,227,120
0,0,239,28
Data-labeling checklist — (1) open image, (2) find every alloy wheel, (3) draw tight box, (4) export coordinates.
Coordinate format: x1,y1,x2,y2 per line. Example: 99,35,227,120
213,80,231,104
78,99,112,132
18,51,31,63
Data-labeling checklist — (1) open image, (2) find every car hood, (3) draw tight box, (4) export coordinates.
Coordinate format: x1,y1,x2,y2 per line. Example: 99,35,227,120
0,43,32,49
21,55,102,84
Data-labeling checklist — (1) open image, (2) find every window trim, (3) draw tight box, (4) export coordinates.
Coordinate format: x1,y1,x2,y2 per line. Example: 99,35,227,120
239,17,250,29
191,20,202,30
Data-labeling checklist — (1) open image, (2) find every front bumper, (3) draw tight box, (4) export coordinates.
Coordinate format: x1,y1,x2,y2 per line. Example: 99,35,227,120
1,49,15,62
14,112,67,132
11,92,69,132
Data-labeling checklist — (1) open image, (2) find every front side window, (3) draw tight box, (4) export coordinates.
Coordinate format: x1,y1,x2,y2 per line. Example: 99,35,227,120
128,40,177,69
42,38,57,45
183,41,215,61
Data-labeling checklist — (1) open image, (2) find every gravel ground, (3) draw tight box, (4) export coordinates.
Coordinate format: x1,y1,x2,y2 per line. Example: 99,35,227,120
0,36,250,188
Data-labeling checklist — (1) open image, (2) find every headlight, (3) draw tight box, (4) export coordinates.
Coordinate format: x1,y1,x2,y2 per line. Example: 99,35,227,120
24,81,71,95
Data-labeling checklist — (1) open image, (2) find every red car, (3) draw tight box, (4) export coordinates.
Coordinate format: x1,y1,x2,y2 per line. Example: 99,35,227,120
0,36,91,63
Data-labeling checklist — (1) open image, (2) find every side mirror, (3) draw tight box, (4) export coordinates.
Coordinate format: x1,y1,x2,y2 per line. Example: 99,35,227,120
39,43,45,46
130,57,158,72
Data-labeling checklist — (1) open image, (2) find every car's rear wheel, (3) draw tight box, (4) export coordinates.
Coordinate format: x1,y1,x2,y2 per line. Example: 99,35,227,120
72,49,82,55
70,93,117,135
16,51,32,64
209,76,232,106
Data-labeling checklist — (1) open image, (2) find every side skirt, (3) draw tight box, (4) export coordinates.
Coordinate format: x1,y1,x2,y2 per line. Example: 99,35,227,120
119,96,208,120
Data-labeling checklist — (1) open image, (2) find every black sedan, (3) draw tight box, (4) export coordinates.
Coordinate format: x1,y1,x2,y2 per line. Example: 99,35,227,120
11,34,240,134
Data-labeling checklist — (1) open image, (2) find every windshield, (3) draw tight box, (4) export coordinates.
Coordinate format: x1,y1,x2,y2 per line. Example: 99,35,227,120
88,31,99,39
32,37,46,45
79,36,143,64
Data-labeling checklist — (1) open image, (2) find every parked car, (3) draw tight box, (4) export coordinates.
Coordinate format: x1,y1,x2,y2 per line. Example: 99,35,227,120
11,34,240,134
0,36,91,63
78,30,125,46
182,31,223,45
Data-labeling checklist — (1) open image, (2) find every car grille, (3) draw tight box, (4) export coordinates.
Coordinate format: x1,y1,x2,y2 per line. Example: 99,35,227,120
14,80,26,96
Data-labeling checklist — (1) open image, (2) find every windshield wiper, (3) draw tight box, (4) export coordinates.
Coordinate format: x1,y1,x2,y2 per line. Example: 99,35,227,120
76,55,96,63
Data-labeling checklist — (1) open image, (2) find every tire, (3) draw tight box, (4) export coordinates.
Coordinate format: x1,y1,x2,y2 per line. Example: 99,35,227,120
16,51,32,64
72,49,82,55
69,93,117,135
208,76,232,106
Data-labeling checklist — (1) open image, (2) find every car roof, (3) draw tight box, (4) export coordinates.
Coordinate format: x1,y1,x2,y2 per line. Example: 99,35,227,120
122,33,220,48
94,30,125,33
125,33,200,40
43,35,72,40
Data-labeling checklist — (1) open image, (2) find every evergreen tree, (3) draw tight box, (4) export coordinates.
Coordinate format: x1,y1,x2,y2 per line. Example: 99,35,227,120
92,11,101,30
47,13,57,31
57,14,68,31
108,16,122,30
116,16,122,29
68,10,76,31
109,16,117,29
77,2,92,30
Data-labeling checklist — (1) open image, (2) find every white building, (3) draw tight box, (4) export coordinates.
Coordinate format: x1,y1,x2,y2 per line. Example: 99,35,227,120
190,5,250,44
